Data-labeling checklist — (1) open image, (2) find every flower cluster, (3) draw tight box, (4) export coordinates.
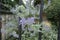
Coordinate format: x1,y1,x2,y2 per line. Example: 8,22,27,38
19,17,35,31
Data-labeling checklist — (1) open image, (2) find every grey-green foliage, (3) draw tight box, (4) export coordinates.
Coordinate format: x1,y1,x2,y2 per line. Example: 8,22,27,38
5,0,57,40
6,0,40,40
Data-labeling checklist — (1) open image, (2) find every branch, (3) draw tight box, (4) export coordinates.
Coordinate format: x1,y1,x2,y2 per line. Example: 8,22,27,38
0,9,13,14
0,2,12,8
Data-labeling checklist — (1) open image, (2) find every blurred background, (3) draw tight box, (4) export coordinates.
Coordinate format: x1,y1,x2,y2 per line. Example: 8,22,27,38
0,0,60,40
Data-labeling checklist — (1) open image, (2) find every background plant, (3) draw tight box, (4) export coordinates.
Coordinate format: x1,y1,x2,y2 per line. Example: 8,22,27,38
3,0,58,40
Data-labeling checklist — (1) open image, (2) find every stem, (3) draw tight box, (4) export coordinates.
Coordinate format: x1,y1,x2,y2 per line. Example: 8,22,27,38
39,0,44,40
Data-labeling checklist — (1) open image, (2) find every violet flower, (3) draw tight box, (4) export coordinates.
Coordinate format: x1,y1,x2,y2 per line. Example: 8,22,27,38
19,17,35,30
20,18,26,30
20,18,26,25
26,17,35,25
